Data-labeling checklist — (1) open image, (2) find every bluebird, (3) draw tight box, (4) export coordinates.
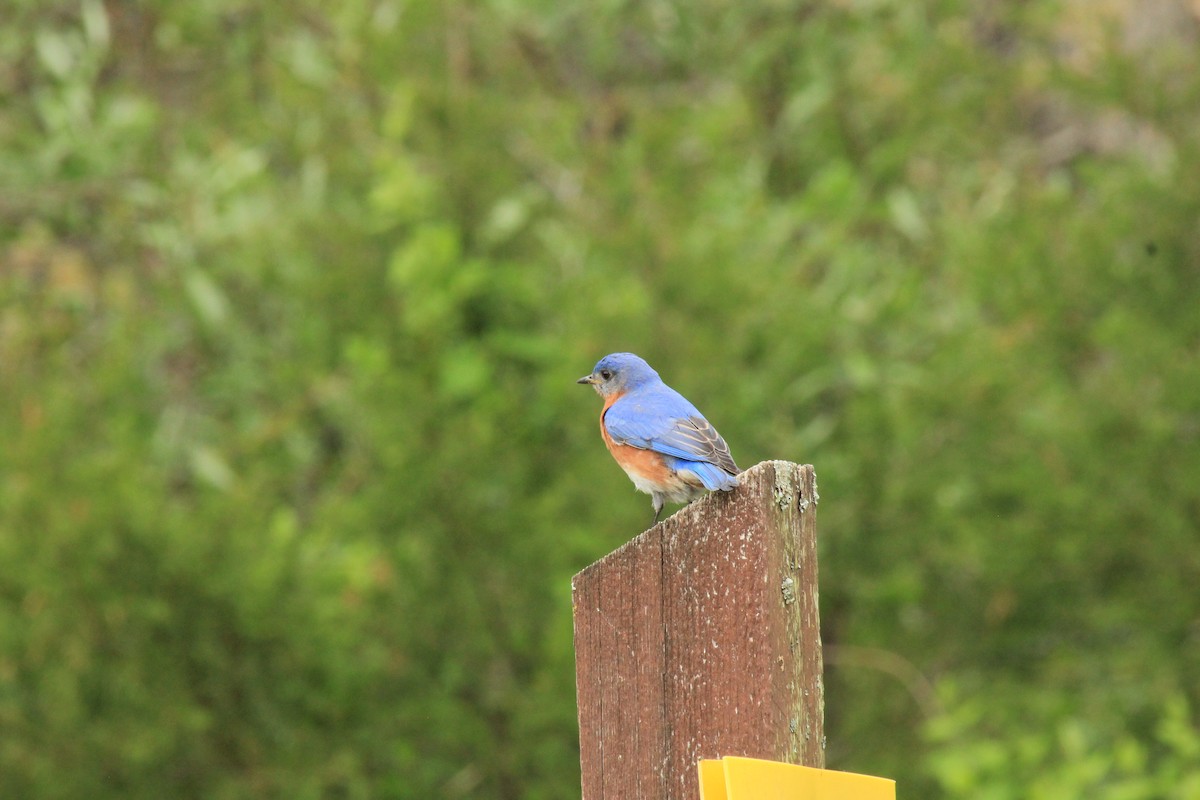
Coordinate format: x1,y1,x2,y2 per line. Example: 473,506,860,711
577,353,740,524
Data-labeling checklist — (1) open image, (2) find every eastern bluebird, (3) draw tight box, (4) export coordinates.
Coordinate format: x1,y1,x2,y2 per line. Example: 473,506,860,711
577,353,740,524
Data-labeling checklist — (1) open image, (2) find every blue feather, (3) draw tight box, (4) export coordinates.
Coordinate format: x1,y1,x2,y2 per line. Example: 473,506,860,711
669,458,739,491
605,383,740,480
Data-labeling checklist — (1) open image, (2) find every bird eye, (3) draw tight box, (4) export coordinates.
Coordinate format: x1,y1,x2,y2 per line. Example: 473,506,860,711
599,369,613,381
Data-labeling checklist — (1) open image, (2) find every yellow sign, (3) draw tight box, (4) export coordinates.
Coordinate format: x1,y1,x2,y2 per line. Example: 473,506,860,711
698,756,895,800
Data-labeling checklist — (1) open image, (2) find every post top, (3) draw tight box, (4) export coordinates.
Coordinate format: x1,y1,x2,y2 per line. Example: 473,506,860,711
573,461,816,587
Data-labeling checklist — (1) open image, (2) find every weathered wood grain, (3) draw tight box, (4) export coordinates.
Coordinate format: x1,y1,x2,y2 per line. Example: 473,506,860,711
573,461,823,800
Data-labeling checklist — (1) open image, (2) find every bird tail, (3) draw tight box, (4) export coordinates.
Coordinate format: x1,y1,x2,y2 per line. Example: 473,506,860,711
679,460,739,492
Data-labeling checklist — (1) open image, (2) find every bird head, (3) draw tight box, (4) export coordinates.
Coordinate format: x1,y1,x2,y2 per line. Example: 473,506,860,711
577,352,660,397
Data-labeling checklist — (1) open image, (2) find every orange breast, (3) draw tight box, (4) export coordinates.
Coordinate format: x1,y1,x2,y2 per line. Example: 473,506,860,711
600,393,673,484
610,441,674,483
599,390,623,445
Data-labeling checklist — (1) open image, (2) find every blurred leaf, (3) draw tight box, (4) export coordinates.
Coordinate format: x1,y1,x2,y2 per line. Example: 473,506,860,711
184,270,229,327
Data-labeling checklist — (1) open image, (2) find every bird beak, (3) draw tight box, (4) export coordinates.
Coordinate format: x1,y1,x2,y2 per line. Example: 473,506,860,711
577,374,597,385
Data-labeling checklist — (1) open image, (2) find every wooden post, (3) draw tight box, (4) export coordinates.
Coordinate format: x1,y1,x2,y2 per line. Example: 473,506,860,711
572,461,823,800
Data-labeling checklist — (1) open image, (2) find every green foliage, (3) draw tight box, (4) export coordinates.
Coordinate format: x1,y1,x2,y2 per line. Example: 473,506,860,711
1,0,1198,797
927,689,1200,799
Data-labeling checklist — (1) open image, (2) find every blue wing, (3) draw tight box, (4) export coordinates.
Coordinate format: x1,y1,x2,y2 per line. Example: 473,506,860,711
604,384,740,488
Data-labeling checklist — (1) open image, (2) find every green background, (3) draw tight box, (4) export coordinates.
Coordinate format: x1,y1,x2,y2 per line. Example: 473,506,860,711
3,0,1198,797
